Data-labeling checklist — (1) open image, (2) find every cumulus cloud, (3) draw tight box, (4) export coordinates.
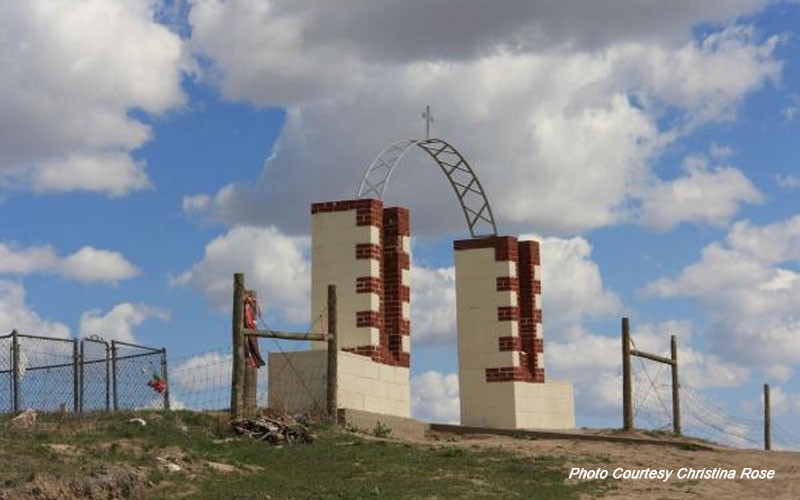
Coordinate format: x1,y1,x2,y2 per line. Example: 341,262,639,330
79,303,170,343
31,153,152,196
775,173,800,189
60,247,142,284
171,352,232,390
409,266,456,345
409,234,620,345
645,215,800,369
639,154,763,230
0,242,140,284
186,0,778,235
411,371,460,424
523,235,621,338
0,0,185,195
190,0,769,101
548,320,748,419
0,280,70,338
171,225,311,324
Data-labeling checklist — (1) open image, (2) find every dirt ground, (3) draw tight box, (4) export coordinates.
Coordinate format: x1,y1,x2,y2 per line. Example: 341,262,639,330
429,431,800,499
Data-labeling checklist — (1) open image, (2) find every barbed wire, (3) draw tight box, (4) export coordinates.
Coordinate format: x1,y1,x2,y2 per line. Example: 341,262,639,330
628,334,797,450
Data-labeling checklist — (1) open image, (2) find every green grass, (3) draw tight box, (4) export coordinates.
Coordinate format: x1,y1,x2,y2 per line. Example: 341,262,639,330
0,411,612,499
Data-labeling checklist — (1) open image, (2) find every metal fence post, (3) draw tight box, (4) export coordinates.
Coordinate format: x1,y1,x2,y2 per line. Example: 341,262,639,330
79,340,85,413
73,338,80,413
161,348,170,411
11,330,20,413
111,341,118,411
105,342,111,412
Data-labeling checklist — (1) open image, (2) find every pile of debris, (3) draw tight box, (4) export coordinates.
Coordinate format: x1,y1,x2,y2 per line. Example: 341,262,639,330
231,414,314,445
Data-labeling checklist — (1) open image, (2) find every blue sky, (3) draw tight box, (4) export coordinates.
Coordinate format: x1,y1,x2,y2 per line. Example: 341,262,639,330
2,0,800,446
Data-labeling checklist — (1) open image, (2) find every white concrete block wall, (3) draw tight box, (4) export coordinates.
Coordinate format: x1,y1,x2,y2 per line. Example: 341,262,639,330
267,350,410,418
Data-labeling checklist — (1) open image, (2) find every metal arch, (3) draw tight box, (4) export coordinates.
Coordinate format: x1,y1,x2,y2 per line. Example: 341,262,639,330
356,138,498,238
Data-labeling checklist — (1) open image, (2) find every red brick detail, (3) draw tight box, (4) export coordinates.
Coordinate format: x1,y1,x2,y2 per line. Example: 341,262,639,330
454,236,519,262
518,239,544,382
355,243,382,260
383,207,410,237
485,366,534,382
311,199,383,227
355,310,381,328
343,345,410,367
382,207,411,367
496,276,519,292
498,336,521,351
497,306,519,321
356,277,382,294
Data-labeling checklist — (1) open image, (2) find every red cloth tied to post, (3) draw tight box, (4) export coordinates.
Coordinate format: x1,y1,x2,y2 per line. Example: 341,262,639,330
244,291,266,368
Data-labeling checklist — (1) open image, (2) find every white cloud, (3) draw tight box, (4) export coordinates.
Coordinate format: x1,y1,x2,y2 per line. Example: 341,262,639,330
188,2,779,235
409,266,456,345
60,247,141,284
411,371,460,424
548,320,748,419
0,244,59,274
645,215,800,369
31,153,152,197
182,194,213,214
0,242,140,284
742,386,800,417
726,215,800,263
409,235,620,346
0,280,70,338
639,155,762,230
189,0,769,102
79,303,170,343
775,173,800,189
522,235,621,339
0,0,185,195
172,225,311,324
171,352,232,391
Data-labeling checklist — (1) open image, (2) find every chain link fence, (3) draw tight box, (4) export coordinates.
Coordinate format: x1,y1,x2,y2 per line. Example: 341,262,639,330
0,330,168,414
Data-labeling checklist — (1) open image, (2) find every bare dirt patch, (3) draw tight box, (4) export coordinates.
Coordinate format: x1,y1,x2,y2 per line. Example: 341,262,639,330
431,431,800,499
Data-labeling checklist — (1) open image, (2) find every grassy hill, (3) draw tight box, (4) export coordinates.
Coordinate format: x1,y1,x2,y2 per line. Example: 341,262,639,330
0,411,610,499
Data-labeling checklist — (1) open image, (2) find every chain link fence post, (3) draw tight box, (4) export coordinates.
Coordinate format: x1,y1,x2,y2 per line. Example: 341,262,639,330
111,340,118,411
73,338,80,414
11,330,20,413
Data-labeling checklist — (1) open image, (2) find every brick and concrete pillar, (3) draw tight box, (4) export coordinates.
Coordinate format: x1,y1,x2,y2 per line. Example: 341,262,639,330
270,199,410,418
454,236,574,430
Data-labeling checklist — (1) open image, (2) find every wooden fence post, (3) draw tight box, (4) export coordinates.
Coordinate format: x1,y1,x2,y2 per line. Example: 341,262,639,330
622,317,633,431
764,383,771,451
671,335,680,436
231,273,245,420
326,285,338,422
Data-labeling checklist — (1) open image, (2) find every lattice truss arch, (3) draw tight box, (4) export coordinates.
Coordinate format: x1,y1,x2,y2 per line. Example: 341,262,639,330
356,138,498,238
